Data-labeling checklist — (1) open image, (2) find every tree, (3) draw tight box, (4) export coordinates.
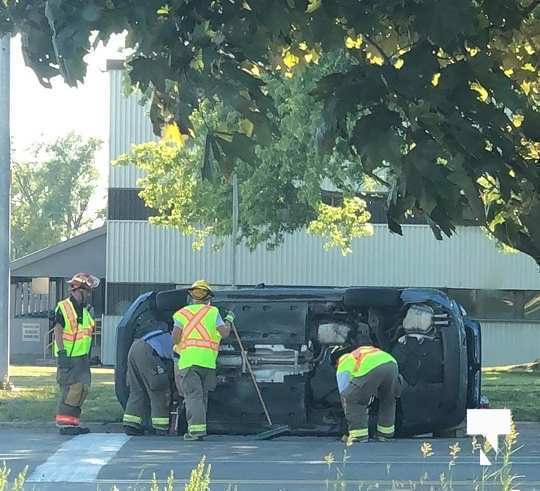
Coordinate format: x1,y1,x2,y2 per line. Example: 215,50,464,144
11,133,103,259
116,54,374,254
2,0,539,264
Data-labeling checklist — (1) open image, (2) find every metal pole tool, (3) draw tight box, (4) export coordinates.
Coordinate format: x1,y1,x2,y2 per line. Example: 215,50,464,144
230,321,289,440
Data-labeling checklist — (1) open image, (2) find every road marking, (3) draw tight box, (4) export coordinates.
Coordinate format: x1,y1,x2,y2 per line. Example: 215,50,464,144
27,434,130,483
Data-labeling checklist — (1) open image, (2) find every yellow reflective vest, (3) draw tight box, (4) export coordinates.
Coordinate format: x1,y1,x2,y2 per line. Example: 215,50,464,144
337,346,396,378
173,304,222,369
53,298,94,357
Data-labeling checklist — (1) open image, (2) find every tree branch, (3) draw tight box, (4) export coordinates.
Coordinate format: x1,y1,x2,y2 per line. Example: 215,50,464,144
364,170,390,188
14,171,36,208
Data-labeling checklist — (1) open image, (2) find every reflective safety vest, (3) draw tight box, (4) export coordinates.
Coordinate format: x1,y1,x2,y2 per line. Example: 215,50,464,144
173,304,222,370
337,346,396,379
54,298,94,357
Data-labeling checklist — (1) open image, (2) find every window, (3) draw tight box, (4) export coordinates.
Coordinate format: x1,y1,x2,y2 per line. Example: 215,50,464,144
446,289,540,321
475,290,520,320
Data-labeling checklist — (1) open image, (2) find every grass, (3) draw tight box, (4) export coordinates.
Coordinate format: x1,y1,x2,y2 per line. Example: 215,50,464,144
0,365,123,423
1,364,539,423
482,363,540,421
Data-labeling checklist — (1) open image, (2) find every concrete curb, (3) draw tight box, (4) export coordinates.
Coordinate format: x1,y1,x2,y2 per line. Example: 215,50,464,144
0,421,124,433
1,421,538,434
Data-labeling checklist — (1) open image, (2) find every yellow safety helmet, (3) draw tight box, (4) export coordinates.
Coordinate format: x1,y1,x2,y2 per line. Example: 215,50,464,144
187,280,214,300
67,272,100,290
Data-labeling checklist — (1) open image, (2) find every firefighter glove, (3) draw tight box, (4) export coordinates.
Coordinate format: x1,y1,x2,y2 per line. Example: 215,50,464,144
57,350,71,369
224,311,235,323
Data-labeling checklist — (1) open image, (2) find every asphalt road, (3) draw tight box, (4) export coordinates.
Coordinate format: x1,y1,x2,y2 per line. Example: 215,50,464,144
1,423,539,490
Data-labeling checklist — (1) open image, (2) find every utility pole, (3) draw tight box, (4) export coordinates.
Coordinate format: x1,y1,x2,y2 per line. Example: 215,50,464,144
231,173,238,288
0,35,10,387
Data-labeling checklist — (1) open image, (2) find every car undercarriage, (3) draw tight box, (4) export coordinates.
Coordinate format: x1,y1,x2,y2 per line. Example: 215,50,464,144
115,286,482,437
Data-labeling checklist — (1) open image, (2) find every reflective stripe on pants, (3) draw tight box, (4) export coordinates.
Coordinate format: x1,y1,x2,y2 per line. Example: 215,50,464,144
56,355,91,427
179,366,216,436
124,339,171,431
341,361,399,438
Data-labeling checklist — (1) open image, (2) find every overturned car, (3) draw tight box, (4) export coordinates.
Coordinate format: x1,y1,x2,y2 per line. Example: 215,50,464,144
115,286,482,437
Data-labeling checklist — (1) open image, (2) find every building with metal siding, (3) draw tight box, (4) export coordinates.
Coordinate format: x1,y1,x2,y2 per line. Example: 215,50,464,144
106,221,540,289
108,66,154,189
102,64,540,367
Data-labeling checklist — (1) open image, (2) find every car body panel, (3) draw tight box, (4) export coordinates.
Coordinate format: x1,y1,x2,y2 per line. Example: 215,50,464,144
464,318,482,409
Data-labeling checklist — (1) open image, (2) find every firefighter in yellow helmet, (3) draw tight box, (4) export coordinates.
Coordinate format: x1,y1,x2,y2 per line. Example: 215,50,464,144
334,332,403,443
172,280,233,441
53,273,100,435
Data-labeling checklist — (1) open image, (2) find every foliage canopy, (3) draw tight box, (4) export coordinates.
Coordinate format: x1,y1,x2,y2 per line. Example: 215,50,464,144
3,0,539,263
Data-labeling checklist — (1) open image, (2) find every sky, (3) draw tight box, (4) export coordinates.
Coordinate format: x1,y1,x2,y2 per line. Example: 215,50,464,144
10,34,127,210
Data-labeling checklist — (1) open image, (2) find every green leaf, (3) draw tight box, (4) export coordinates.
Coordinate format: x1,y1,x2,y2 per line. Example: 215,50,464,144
306,0,322,14
351,108,402,170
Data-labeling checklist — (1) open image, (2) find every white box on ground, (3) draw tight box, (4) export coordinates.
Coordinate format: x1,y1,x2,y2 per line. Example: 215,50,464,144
467,408,512,453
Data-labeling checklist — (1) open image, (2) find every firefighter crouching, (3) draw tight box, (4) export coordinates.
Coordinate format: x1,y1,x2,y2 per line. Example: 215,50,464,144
334,333,403,443
172,280,233,441
122,322,175,436
53,272,100,435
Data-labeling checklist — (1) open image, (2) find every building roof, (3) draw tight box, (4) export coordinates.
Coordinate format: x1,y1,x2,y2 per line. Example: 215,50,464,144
10,226,107,279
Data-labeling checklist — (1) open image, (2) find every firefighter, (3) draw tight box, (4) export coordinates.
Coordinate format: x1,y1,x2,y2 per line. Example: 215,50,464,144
122,322,175,436
172,280,233,441
335,333,402,443
53,272,100,435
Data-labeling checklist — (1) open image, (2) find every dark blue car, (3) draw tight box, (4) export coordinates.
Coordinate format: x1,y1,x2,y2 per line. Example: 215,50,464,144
115,286,482,437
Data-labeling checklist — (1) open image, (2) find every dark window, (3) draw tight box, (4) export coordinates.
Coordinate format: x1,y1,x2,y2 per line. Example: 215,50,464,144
108,188,157,220
474,290,520,320
106,283,175,316
109,187,482,226
447,289,540,321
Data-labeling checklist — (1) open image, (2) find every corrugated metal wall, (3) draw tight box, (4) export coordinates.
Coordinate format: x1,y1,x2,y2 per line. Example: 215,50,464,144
106,220,540,290
109,70,153,189
102,315,122,365
481,322,540,366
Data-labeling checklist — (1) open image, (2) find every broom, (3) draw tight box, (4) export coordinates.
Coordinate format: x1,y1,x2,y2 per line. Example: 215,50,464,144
230,321,289,440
